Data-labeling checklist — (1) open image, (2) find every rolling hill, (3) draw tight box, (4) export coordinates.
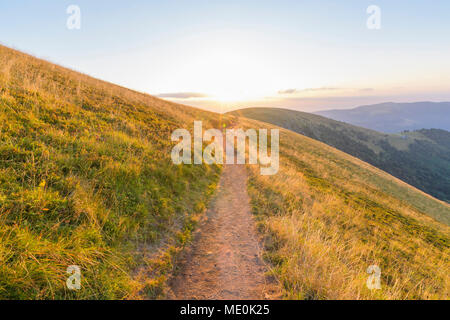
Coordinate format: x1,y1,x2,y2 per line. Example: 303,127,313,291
229,108,450,203
0,45,449,300
238,117,450,299
315,102,450,133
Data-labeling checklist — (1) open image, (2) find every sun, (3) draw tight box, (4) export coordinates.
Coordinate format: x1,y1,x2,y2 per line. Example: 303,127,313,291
177,38,276,104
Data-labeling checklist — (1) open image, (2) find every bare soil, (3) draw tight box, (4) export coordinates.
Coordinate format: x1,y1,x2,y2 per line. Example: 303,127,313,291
168,163,280,299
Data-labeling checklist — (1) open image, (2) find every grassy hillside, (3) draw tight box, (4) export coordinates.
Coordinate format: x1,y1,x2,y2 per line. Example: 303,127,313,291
0,45,227,299
229,108,450,203
229,116,450,299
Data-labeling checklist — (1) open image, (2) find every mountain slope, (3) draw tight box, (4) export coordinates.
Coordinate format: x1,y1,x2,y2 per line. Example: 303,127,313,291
315,102,450,133
230,116,450,299
0,45,226,299
229,108,450,203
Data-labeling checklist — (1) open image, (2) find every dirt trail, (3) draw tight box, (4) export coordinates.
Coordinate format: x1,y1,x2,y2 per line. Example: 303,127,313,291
169,162,279,299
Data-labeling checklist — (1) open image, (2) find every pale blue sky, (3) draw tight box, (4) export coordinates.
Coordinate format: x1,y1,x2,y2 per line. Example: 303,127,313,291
1,1,450,112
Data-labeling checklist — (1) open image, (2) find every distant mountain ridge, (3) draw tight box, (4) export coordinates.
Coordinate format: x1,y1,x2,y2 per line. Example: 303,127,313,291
229,107,450,203
315,102,450,133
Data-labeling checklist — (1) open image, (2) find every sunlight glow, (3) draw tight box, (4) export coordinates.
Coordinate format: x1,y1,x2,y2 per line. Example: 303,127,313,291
172,31,285,104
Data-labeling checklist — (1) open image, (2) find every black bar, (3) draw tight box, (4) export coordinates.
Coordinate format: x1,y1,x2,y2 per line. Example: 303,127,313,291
0,300,446,319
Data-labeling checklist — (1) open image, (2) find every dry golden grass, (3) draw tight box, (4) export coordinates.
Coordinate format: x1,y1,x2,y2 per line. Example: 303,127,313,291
239,119,449,299
0,45,229,299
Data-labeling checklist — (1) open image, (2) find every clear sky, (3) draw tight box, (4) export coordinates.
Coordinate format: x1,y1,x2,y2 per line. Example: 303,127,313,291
1,0,450,112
